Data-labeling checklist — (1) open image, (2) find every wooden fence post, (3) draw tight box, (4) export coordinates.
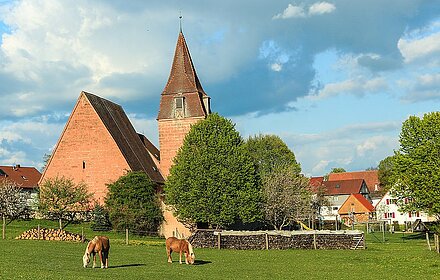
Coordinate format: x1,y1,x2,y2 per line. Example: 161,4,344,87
81,227,84,243
2,215,5,240
434,234,438,253
426,232,431,251
37,224,40,240
435,234,440,254
217,233,221,250
313,232,317,250
265,233,269,250
363,232,366,249
126,228,129,245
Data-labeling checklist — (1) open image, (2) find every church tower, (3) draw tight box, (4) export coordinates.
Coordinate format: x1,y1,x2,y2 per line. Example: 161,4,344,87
157,31,211,178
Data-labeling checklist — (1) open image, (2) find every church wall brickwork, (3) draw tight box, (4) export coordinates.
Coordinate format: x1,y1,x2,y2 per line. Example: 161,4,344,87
158,117,203,178
41,95,130,203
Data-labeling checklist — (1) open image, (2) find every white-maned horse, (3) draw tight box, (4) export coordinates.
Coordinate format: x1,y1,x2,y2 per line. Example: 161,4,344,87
166,237,195,264
83,236,110,268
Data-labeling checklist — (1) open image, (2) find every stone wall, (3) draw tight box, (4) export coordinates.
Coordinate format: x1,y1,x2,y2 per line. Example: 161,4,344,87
188,229,365,250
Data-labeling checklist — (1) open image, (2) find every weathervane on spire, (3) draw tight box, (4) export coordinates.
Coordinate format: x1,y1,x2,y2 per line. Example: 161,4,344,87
179,11,183,32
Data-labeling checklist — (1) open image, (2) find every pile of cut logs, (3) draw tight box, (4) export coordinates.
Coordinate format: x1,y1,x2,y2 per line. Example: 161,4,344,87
15,228,83,242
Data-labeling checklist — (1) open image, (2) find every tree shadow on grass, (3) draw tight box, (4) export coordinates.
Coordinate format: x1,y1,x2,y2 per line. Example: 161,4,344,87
108,264,147,269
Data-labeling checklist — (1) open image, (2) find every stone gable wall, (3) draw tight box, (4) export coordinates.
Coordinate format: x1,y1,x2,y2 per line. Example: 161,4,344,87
41,95,130,203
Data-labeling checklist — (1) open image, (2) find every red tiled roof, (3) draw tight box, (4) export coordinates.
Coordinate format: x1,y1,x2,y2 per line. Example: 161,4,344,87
310,176,324,187
352,194,375,212
322,179,365,195
157,31,210,120
328,170,380,192
0,165,41,189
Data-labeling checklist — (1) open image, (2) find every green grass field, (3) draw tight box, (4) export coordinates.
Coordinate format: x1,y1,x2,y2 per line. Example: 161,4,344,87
1,221,440,279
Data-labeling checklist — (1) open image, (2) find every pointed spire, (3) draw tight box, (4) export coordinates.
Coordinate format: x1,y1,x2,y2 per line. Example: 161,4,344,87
161,31,206,96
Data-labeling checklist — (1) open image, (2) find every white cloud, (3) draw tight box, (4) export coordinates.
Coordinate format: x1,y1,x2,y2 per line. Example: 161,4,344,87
402,73,440,102
308,77,387,100
356,136,392,157
271,63,282,72
309,2,336,15
273,2,335,20
312,160,329,175
273,4,306,19
398,30,440,64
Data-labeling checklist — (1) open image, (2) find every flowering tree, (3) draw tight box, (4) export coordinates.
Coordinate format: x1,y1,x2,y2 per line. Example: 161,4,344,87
38,176,92,229
262,165,312,230
0,180,30,223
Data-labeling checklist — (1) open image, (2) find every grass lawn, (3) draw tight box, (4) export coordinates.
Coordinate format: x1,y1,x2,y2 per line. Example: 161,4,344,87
1,221,440,279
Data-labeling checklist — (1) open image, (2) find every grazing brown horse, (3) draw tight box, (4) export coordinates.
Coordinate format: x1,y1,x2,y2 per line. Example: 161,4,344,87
166,237,195,264
83,236,110,268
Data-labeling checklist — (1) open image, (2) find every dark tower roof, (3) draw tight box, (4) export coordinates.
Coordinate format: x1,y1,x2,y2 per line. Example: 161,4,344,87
158,31,210,120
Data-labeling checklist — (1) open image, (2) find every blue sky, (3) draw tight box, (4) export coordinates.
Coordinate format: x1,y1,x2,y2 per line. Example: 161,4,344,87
0,0,439,176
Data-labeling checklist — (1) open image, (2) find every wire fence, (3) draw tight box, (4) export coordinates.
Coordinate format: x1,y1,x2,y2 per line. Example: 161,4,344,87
1,219,162,245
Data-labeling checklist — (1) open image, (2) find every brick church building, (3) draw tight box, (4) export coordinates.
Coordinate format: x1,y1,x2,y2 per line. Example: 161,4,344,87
39,30,210,237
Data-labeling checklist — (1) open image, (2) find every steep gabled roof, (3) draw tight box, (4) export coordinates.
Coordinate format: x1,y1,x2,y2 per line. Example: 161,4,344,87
339,194,375,214
83,92,164,184
0,165,41,189
328,170,380,193
322,179,366,195
310,176,324,187
158,31,210,120
138,134,160,162
352,194,375,212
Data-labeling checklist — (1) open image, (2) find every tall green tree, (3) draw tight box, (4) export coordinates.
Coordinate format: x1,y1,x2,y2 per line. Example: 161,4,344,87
245,134,301,178
38,176,92,229
378,155,395,193
165,113,261,229
105,171,163,234
391,112,440,218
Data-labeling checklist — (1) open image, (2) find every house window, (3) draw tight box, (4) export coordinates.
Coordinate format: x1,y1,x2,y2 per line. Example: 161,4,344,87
384,213,388,219
386,199,389,205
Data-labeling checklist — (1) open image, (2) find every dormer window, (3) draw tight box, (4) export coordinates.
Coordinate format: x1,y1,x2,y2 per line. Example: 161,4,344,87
175,97,185,118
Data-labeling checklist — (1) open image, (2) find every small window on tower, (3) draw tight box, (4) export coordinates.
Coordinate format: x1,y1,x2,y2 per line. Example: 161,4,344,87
175,97,184,109
83,161,86,169
175,97,185,118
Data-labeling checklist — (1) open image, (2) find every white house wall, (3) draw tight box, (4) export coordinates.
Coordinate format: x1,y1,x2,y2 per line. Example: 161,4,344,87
375,192,434,224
